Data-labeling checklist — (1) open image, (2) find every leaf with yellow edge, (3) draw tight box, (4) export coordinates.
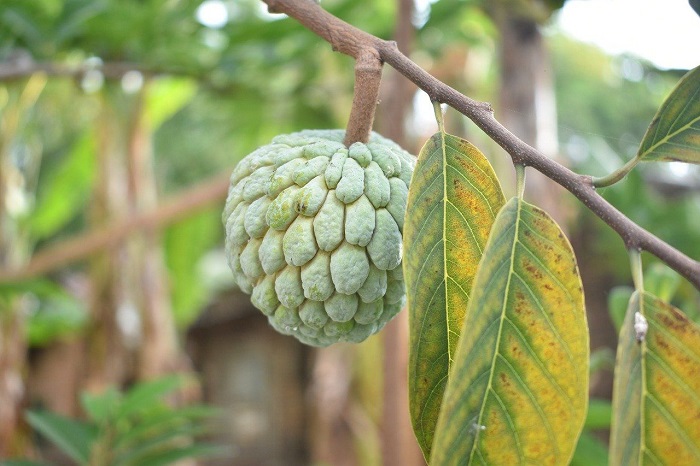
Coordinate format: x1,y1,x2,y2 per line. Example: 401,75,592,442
610,291,700,466
431,197,589,466
404,132,505,458
637,65,700,163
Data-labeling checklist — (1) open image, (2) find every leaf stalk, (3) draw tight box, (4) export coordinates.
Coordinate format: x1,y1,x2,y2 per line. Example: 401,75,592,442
592,156,641,188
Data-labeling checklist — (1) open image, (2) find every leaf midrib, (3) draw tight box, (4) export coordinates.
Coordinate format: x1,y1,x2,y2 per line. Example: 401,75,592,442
441,129,453,366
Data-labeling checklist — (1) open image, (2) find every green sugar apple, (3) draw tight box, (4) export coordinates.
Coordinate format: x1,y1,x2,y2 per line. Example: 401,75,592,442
222,129,415,346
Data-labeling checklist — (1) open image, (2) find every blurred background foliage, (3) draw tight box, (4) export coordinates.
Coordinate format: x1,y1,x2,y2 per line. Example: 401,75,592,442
0,0,698,463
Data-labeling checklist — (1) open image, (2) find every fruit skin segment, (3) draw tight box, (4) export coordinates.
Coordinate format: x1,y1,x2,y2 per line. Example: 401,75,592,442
223,129,415,346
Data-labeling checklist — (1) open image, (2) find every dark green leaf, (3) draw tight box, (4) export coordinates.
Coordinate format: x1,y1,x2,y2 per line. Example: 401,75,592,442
637,65,700,163
690,0,700,17
26,410,96,465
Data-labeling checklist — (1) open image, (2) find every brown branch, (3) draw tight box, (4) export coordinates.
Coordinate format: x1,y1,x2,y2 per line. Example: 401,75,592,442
344,50,383,146
0,174,231,283
0,59,202,82
261,0,700,290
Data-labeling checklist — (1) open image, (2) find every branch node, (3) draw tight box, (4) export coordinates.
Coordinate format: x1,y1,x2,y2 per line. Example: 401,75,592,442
265,0,282,13
344,50,383,147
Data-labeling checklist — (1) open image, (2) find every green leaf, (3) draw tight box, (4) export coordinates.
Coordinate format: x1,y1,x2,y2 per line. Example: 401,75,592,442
113,424,208,466
404,132,506,458
585,398,612,430
644,262,681,302
129,444,227,466
570,431,609,466
637,65,700,163
29,132,95,240
610,291,700,465
608,286,633,334
430,197,589,465
691,0,700,17
113,405,218,450
25,410,96,465
81,387,121,424
116,375,183,419
26,293,87,346
144,77,197,132
164,207,222,327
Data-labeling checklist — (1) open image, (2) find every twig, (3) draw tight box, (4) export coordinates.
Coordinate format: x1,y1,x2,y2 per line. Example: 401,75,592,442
261,0,700,290
0,174,231,282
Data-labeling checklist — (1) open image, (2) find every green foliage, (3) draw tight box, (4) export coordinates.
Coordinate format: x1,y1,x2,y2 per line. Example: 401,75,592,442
8,376,222,466
29,131,95,241
164,207,223,328
0,279,87,345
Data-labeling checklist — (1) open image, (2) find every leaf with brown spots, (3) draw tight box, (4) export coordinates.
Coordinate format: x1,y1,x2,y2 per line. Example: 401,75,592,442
610,291,700,466
637,65,700,163
404,132,505,459
430,197,589,466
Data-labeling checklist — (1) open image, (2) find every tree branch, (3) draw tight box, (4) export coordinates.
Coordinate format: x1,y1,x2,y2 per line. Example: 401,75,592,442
0,59,203,83
0,174,231,283
261,0,700,290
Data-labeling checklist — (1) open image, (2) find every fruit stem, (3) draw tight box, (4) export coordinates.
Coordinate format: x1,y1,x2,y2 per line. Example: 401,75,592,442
344,50,383,147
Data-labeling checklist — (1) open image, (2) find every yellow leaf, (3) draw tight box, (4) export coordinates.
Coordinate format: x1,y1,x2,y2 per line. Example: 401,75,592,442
404,132,505,458
431,197,589,465
610,291,700,465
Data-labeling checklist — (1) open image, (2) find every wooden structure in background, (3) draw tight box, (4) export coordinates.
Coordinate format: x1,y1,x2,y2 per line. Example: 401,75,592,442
188,290,310,466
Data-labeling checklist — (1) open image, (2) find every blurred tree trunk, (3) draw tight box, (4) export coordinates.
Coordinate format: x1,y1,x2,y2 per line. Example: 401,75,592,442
125,82,179,379
84,83,182,391
84,88,135,390
0,77,45,456
490,5,569,225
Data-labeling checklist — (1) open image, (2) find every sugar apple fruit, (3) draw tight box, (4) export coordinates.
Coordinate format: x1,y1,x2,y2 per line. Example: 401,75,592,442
223,129,415,346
